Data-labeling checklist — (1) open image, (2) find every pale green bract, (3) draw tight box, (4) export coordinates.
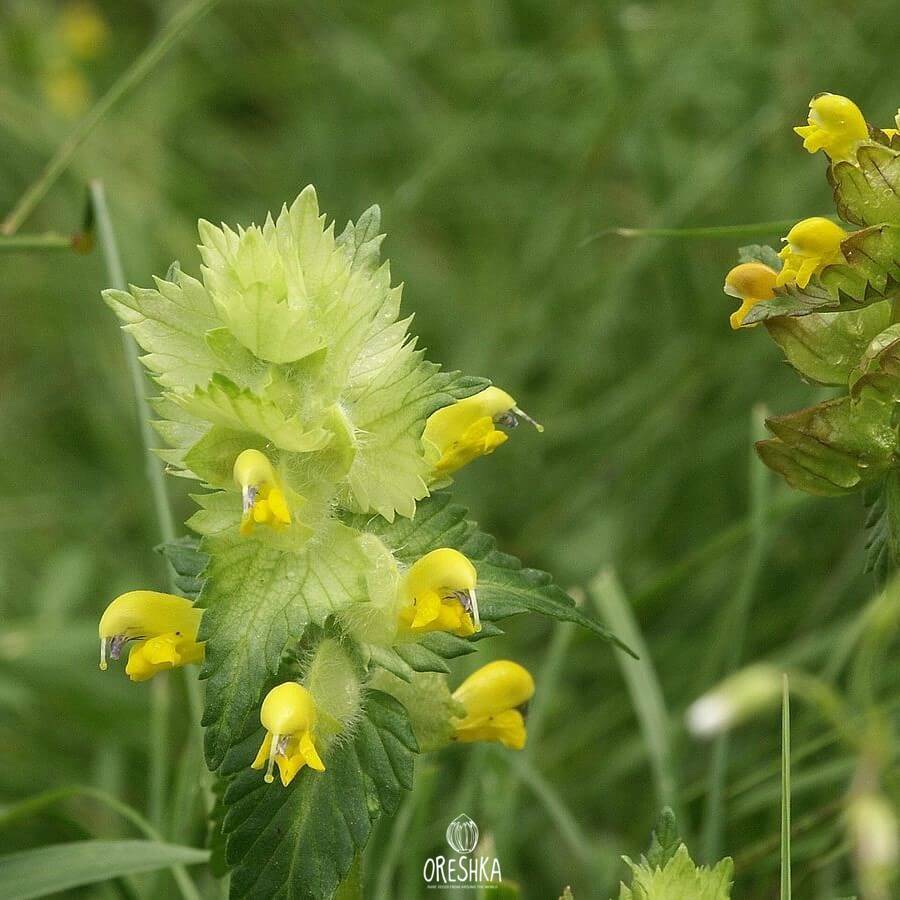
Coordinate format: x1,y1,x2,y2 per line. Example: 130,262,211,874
617,845,734,900
105,187,628,898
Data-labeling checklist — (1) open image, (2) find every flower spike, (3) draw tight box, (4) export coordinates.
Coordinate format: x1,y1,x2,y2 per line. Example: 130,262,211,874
251,682,325,786
776,217,848,289
233,449,291,536
451,660,535,749
724,262,778,329
423,386,543,477
398,548,480,636
794,93,868,163
98,591,204,682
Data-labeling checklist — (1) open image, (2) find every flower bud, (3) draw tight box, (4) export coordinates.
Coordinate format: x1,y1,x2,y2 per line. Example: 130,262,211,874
686,664,782,737
794,93,868,162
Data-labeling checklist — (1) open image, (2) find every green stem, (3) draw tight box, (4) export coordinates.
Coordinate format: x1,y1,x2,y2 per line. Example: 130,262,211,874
0,233,74,251
0,786,201,900
2,0,222,235
578,217,829,247
91,182,209,855
781,675,792,900
91,180,175,839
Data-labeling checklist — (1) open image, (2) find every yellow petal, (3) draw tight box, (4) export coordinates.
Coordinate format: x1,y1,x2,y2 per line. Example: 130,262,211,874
299,732,326,772
454,709,527,750
251,733,273,770
452,660,535,724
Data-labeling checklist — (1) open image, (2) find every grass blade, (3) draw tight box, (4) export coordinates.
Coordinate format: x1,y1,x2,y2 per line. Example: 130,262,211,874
2,0,222,235
0,840,208,900
781,674,792,900
590,568,680,817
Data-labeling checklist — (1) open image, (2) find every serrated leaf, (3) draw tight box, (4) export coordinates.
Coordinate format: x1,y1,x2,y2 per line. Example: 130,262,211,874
757,395,896,495
222,690,416,900
103,272,222,390
170,375,331,454
743,226,900,325
864,471,900,582
156,535,208,600
346,492,636,655
829,143,900,227
850,322,900,401
197,521,371,770
645,807,680,868
617,844,733,900
737,244,782,270
764,301,890,385
198,217,325,365
343,363,489,521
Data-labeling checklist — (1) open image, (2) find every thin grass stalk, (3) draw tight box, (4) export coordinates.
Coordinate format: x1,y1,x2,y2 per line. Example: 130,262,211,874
781,674,792,900
2,0,222,235
91,180,175,839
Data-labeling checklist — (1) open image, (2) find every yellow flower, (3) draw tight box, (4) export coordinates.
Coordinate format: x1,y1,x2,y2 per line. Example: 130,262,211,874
60,1,110,60
451,660,535,750
398,548,480,636
251,682,326,786
233,449,291,536
723,262,778,329
794,93,869,162
423,387,543,477
99,591,204,682
776,217,848,289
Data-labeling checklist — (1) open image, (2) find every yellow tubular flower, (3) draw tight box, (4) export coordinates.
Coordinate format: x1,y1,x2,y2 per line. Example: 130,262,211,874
251,682,325,786
423,386,543,477
776,217,848,289
398,548,480,636
99,591,204,683
794,93,869,162
233,449,291,536
451,660,535,750
723,262,778,329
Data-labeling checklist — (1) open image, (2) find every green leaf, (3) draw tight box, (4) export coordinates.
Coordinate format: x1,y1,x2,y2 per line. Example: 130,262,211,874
764,301,890,385
342,358,488,521
616,844,733,900
221,690,416,900
170,375,331,453
850,322,900,402
864,471,900,582
756,395,897,495
103,271,222,390
197,521,371,770
645,807,681,868
737,243,782,270
156,534,208,599
198,216,325,365
347,492,636,655
0,840,209,900
743,226,900,325
829,143,900,228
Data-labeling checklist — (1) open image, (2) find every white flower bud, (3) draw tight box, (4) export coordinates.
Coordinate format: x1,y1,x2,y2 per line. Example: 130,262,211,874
686,664,782,738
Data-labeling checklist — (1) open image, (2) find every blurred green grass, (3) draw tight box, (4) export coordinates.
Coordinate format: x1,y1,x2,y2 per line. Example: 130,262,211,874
2,1,900,897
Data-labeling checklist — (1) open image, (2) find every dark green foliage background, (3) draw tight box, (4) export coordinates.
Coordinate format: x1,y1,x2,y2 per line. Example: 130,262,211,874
2,1,899,897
